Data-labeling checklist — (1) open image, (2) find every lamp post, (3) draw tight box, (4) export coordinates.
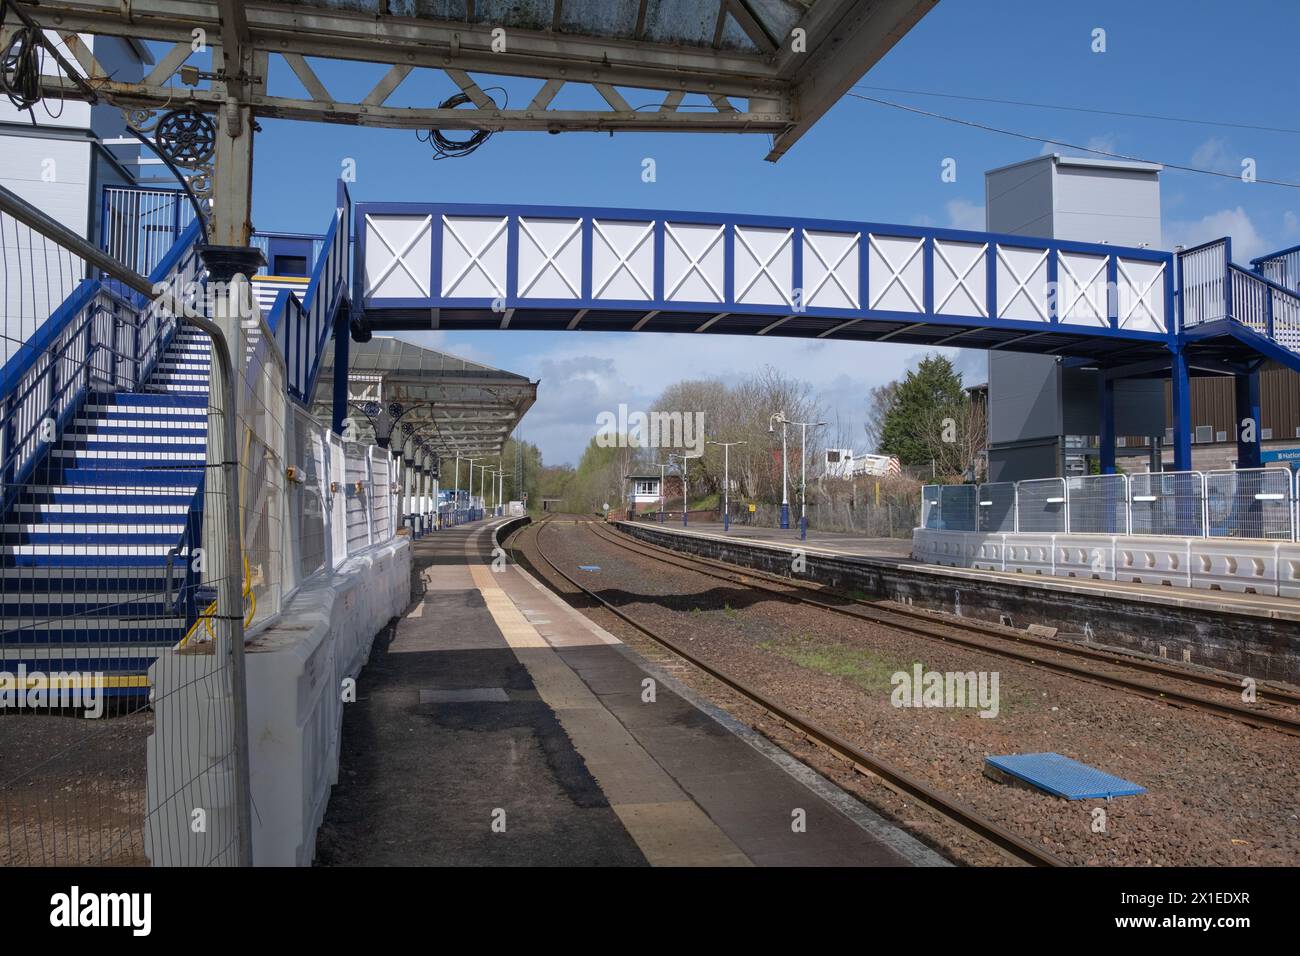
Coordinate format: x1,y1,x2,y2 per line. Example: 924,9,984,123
658,459,667,523
769,412,790,529
497,473,511,516
670,452,701,527
477,464,495,519
781,417,827,541
464,457,481,521
453,454,462,525
706,440,747,532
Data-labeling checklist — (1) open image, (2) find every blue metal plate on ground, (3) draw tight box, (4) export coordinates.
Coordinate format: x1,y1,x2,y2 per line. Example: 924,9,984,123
577,565,601,572
986,752,1146,800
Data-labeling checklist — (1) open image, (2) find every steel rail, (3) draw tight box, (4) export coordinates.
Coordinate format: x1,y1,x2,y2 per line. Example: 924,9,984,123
505,515,1066,869
604,521,1300,705
591,521,1300,737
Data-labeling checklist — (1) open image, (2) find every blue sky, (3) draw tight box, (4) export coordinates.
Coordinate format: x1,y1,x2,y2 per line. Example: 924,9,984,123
237,0,1300,465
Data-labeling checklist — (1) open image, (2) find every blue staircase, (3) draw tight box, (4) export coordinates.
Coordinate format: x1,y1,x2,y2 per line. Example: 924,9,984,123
1179,237,1300,375
0,327,212,699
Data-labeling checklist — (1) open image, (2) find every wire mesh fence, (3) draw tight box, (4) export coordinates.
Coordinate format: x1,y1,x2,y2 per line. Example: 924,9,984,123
1205,468,1294,540
1129,471,1205,537
1067,474,1129,534
977,482,1016,533
919,468,1298,541
1014,478,1067,533
0,192,251,864
1,181,400,866
712,477,920,537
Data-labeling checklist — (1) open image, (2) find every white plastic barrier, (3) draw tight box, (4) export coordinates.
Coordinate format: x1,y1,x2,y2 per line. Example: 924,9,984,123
1280,550,1300,599
1001,534,1057,577
1189,540,1280,596
1055,539,1118,581
1115,538,1191,588
913,529,1299,597
145,536,411,866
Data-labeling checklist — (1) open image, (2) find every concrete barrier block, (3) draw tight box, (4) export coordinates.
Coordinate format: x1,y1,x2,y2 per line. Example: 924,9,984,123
1191,540,1281,596
145,536,414,867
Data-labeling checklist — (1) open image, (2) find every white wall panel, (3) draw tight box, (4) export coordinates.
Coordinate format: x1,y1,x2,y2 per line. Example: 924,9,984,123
517,216,582,299
996,245,1050,322
439,214,506,299
868,234,925,313
1116,258,1166,332
933,239,987,317
363,213,433,299
734,224,792,307
592,219,654,300
663,221,724,303
802,229,858,310
1057,250,1108,326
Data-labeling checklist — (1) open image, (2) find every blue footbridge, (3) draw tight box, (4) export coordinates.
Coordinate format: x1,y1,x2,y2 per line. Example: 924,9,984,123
4,181,1300,699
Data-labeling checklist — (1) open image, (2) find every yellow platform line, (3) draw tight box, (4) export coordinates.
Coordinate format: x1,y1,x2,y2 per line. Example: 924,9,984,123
0,674,148,690
466,528,750,867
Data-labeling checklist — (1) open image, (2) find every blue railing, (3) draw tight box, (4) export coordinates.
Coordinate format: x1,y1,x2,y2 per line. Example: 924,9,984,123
100,184,198,278
1251,243,1300,295
268,181,352,403
1178,236,1300,356
0,218,205,511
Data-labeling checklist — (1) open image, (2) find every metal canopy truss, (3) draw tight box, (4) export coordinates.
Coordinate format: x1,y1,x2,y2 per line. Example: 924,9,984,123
311,336,537,459
10,0,936,157
355,201,1179,368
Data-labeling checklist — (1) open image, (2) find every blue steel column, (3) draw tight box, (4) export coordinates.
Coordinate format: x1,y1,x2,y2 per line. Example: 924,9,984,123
1098,374,1117,475
1170,349,1193,472
332,311,350,435
1234,369,1262,468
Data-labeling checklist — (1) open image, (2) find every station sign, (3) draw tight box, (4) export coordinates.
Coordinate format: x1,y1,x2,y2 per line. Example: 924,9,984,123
1262,447,1300,471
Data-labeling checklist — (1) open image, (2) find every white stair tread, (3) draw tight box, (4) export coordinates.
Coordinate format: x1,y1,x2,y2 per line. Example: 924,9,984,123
12,503,191,515
51,448,204,460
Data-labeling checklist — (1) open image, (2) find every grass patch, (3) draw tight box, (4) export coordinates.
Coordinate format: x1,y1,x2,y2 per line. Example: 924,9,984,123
760,634,919,694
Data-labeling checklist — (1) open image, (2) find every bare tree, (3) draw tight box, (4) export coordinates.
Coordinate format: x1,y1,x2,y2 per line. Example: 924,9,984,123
915,396,987,481
863,380,899,453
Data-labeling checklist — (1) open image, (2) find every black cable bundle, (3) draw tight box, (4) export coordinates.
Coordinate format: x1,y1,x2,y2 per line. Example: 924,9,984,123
0,9,41,112
418,87,506,160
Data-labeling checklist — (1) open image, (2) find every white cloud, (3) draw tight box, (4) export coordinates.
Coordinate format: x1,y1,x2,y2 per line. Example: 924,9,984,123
1164,206,1271,264
944,198,985,231
1191,137,1233,172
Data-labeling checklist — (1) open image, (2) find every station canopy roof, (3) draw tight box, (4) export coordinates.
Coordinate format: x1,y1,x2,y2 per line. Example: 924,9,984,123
18,0,939,159
312,336,537,460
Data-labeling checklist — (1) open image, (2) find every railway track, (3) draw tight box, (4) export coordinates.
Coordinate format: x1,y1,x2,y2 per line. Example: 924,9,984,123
505,514,1067,869
588,519,1300,737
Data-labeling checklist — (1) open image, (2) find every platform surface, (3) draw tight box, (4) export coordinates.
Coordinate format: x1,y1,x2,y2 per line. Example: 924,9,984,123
625,519,915,559
315,519,941,867
620,521,1300,622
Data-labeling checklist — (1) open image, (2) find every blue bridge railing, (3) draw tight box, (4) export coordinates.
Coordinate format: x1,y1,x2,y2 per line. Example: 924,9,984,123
268,181,352,404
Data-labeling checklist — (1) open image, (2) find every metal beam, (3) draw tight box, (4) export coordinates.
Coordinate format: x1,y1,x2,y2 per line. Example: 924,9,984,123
18,0,783,95
30,70,789,132
766,0,938,161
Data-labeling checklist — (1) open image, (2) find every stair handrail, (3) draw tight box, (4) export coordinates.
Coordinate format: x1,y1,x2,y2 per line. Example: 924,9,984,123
0,180,253,865
267,180,351,404
1177,237,1300,351
0,215,204,507
1250,242,1300,293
